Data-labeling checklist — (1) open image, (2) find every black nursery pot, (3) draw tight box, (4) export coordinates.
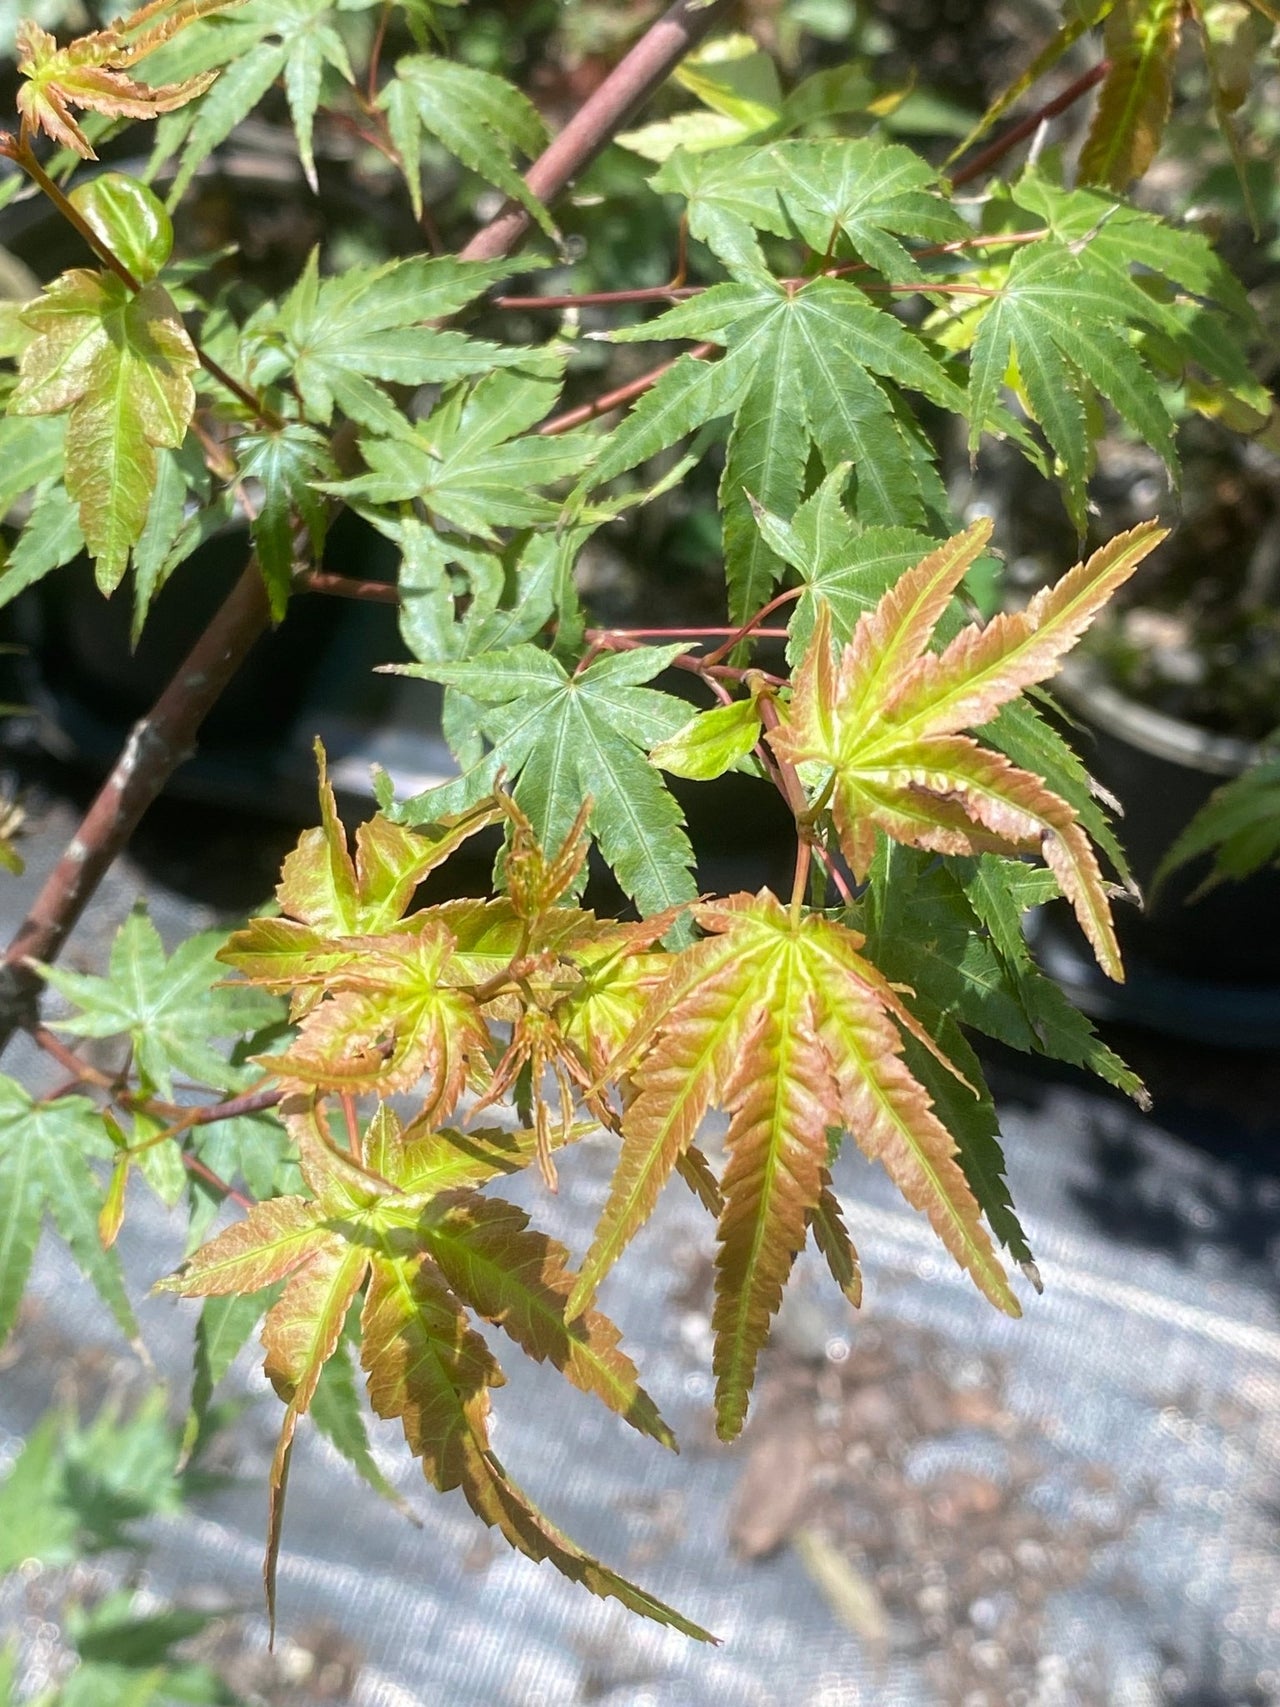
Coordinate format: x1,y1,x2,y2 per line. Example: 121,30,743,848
1039,666,1280,1047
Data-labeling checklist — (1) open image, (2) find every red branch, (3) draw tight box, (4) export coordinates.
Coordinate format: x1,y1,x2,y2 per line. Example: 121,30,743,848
458,0,735,264
951,60,1110,188
0,0,734,1055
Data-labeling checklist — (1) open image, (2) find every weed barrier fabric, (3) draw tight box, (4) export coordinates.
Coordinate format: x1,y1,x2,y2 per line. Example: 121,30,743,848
1,796,1278,1705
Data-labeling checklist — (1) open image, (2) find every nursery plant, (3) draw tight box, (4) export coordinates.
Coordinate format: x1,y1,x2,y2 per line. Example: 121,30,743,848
0,0,1275,1650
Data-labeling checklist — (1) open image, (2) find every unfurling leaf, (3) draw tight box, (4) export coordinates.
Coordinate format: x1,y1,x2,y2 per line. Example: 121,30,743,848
10,271,198,592
573,890,1019,1442
16,16,217,159
771,520,1167,980
69,172,174,283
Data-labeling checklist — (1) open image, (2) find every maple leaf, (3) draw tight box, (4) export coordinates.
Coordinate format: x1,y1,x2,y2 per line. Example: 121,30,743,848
9,270,199,592
770,518,1167,979
327,360,594,538
1153,748,1280,898
388,641,698,919
965,240,1177,533
1079,0,1182,191
159,1095,707,1638
234,424,335,619
218,742,501,1006
572,891,1019,1441
652,133,965,283
379,53,553,232
245,252,542,438
581,268,964,624
0,1076,135,1346
16,16,217,158
35,903,281,1100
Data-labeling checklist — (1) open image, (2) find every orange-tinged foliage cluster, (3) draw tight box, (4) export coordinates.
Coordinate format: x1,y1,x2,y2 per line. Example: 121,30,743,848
156,521,1163,1632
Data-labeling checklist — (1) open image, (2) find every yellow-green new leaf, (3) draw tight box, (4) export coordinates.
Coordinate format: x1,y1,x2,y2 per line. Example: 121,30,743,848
360,1252,712,1640
274,742,500,938
649,697,764,781
772,525,1166,979
10,270,197,592
261,1237,370,1631
574,892,1016,1439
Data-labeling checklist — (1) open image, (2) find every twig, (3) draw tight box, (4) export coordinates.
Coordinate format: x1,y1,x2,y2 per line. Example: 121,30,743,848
31,1024,118,1089
458,0,736,264
0,561,274,1046
183,1151,253,1209
951,60,1110,188
303,570,399,603
540,343,716,436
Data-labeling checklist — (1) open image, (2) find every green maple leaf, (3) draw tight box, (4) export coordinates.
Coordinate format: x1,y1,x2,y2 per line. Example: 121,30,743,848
387,642,698,918
9,270,198,592
1009,170,1263,403
1153,749,1280,897
749,463,937,660
258,0,355,191
771,519,1166,979
864,842,1145,1103
160,1095,708,1639
653,134,965,280
247,251,542,438
581,269,962,622
570,889,1019,1442
379,53,552,232
327,360,593,537
235,423,335,618
966,239,1176,532
0,1076,135,1345
960,171,1259,526
151,0,369,201
36,903,283,1099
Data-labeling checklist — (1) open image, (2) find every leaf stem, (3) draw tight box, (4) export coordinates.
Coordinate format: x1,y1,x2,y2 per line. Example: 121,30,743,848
790,836,811,921
31,1024,118,1089
700,586,803,668
183,1151,253,1208
539,344,717,436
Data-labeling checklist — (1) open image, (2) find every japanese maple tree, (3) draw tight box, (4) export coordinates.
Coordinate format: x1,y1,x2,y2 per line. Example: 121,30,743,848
0,0,1274,1651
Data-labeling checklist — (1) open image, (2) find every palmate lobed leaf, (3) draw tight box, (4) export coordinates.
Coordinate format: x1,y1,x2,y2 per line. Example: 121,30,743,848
159,1086,702,1637
16,17,216,158
584,270,962,623
421,1188,676,1450
36,902,282,1099
573,890,1018,1441
389,642,698,920
360,1248,711,1640
0,1076,135,1346
771,519,1166,979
